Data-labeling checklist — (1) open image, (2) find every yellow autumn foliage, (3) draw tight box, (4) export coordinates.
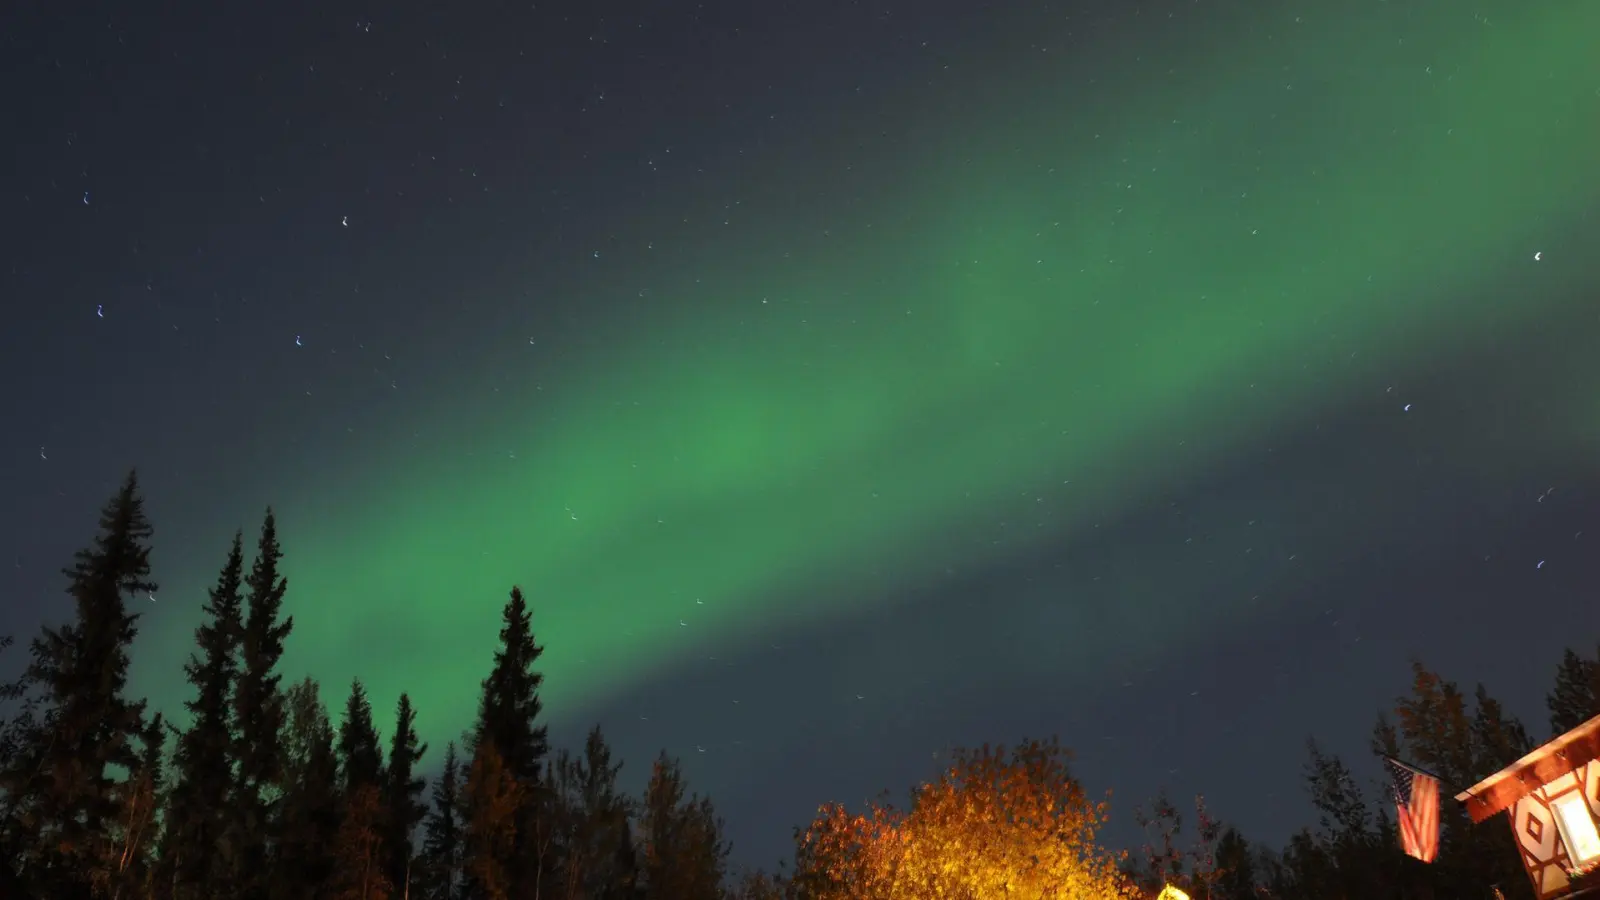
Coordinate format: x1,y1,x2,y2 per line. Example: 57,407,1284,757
796,737,1140,900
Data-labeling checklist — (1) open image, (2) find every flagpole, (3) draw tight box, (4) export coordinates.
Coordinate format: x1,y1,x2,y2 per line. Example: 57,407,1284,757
1383,754,1514,900
1380,755,1468,799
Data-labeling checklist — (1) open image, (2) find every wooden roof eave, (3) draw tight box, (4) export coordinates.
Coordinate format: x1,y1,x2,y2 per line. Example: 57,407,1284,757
1456,714,1600,824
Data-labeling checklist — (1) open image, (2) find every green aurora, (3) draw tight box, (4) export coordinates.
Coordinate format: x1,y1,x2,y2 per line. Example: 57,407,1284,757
134,1,1599,748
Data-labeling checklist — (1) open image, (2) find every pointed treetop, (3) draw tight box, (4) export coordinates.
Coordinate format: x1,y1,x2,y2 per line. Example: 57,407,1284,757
233,507,294,762
339,677,384,795
64,467,156,598
474,586,549,782
242,507,292,662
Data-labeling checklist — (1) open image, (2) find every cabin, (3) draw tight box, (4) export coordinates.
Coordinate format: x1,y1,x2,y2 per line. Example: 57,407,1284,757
1458,713,1600,898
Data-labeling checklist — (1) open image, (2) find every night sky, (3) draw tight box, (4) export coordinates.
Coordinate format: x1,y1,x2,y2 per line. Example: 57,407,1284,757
4,0,1598,872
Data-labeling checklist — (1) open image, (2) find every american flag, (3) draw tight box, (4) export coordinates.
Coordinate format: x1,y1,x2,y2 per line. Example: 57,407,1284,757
1385,756,1440,863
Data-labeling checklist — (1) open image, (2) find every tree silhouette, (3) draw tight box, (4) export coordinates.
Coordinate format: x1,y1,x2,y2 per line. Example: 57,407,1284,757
1548,646,1600,736
639,750,727,900
164,532,246,899
231,509,294,900
330,783,394,900
0,475,1582,900
1212,827,1257,900
418,741,464,900
0,471,157,898
551,726,638,900
463,740,523,900
339,679,384,798
383,693,428,896
465,586,552,899
275,677,342,900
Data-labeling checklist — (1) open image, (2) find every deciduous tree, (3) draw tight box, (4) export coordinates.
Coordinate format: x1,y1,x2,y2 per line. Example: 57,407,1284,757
552,726,638,900
330,783,394,900
796,737,1134,900
639,751,727,900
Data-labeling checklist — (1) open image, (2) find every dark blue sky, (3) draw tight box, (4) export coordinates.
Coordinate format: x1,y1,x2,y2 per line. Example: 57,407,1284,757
3,0,1597,872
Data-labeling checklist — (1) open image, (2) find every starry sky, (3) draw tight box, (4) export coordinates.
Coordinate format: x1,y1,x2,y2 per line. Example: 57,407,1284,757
3,0,1599,871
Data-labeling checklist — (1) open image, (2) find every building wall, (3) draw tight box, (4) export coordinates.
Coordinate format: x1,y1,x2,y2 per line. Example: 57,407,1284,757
1509,762,1600,899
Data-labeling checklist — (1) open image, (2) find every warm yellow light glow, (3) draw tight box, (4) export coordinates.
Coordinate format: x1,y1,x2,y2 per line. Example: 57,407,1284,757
1553,792,1600,866
1157,886,1192,900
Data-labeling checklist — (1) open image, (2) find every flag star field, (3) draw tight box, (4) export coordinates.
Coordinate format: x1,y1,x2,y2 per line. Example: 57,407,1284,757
2,0,1597,867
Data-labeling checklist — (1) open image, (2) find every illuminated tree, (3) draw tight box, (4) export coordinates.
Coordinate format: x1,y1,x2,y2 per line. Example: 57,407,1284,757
462,741,523,900
796,737,1138,900
329,783,394,900
101,713,165,899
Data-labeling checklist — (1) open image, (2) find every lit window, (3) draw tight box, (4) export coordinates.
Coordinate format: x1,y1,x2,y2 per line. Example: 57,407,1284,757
1552,792,1600,866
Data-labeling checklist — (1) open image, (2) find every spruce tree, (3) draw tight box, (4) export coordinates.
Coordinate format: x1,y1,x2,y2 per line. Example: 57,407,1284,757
231,509,294,900
465,586,551,899
339,679,385,798
418,742,463,900
609,821,643,900
0,632,38,896
273,678,341,900
0,471,157,897
1212,827,1258,900
1548,646,1600,736
105,713,166,899
1471,683,1532,771
1386,665,1534,899
383,693,428,895
165,532,246,899
473,587,549,782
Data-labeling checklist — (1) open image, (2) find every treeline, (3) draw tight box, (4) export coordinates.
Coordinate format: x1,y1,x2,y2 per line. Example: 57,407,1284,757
734,643,1595,900
0,473,727,900
1102,654,1600,900
1,472,1593,899
1177,640,1600,896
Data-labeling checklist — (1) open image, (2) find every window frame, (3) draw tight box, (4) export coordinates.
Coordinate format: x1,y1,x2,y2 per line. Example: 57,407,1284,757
1550,790,1600,868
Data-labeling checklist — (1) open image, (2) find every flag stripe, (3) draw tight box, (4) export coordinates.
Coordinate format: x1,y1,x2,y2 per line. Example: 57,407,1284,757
1387,758,1440,863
